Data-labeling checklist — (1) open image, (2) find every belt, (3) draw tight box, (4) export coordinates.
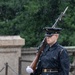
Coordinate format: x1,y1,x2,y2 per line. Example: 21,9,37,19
42,69,58,73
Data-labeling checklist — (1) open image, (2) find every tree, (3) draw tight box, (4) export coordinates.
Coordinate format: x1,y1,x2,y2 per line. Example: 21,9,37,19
0,0,75,47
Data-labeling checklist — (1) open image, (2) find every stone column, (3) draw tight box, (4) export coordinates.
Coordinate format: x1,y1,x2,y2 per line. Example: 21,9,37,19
0,36,25,75
65,46,75,75
72,53,75,75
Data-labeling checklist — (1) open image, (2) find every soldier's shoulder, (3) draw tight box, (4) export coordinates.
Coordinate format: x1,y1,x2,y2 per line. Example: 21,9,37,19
57,44,67,53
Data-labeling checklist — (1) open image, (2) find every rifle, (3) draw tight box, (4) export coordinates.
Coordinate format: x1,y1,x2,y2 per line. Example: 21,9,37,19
26,38,46,74
26,6,68,74
30,38,46,71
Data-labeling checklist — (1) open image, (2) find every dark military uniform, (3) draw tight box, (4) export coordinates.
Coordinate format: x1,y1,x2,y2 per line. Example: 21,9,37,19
31,27,70,75
33,42,70,75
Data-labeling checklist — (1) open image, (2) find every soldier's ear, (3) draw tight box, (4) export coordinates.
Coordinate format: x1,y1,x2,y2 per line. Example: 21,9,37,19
55,34,59,39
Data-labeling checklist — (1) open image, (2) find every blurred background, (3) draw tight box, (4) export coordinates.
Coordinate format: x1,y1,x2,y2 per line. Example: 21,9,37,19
0,0,75,47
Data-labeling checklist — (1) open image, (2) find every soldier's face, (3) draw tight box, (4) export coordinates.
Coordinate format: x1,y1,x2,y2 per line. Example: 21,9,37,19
46,34,59,46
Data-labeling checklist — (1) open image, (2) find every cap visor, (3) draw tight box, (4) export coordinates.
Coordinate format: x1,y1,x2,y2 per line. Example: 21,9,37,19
45,34,53,37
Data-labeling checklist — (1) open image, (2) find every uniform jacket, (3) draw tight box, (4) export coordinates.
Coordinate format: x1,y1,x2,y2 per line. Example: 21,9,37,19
32,42,70,75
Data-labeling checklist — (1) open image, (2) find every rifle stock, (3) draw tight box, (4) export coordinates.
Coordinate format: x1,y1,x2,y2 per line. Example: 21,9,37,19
29,38,46,71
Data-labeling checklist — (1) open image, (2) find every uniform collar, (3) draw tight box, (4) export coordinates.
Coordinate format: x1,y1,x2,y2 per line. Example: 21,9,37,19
51,42,58,47
48,42,58,51
44,42,58,52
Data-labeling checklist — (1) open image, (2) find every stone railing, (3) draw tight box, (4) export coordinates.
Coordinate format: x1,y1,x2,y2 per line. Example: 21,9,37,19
21,47,75,75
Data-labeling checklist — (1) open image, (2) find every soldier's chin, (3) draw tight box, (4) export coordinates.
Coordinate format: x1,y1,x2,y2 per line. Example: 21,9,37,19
26,66,33,74
47,42,51,45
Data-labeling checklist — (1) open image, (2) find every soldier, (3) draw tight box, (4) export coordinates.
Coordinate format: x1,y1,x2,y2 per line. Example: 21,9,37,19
28,27,70,75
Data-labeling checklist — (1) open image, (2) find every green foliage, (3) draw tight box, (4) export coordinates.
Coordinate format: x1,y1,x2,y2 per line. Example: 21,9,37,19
0,0,75,47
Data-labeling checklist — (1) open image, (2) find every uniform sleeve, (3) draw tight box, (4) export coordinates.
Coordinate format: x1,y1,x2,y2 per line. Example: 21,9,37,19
32,60,42,75
59,49,70,75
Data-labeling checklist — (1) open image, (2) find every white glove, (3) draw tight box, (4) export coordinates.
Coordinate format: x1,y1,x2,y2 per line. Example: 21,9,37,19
26,66,34,74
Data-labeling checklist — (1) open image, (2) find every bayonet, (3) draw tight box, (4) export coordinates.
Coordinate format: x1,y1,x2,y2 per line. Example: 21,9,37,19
52,6,68,28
